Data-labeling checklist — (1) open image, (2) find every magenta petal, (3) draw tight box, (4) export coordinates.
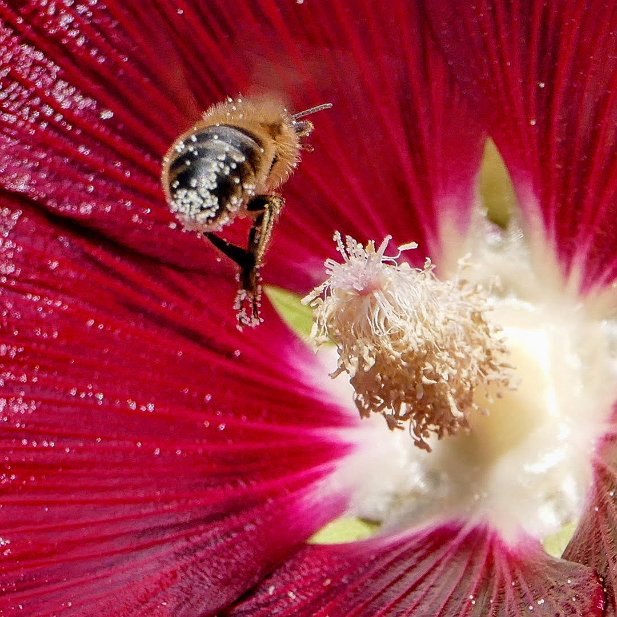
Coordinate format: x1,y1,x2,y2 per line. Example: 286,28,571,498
0,199,354,615
228,523,605,617
0,0,484,285
564,438,617,615
423,0,617,291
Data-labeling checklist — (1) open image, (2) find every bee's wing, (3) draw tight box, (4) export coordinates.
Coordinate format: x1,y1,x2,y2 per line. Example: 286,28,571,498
131,3,203,126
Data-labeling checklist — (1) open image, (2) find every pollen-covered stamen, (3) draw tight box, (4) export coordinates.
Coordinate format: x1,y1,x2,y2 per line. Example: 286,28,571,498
303,233,511,451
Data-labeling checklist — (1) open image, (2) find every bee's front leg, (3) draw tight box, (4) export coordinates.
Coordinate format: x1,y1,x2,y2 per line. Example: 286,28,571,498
244,195,284,291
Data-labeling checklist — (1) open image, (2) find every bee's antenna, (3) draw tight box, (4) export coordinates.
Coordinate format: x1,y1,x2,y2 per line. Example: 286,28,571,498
292,103,333,120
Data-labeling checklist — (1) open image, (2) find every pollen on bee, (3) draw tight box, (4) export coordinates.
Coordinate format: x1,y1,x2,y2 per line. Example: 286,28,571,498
303,233,512,450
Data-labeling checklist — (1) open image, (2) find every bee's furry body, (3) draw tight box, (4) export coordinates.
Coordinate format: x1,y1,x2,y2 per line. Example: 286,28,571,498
162,96,328,327
162,98,301,233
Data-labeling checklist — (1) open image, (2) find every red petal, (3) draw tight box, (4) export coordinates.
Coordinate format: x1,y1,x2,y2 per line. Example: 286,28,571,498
564,436,617,615
0,0,484,285
0,199,354,616
0,1,213,268
423,0,617,292
228,522,605,617
255,0,486,288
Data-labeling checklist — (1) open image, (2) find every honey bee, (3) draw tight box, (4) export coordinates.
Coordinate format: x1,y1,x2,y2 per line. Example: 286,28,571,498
162,96,332,327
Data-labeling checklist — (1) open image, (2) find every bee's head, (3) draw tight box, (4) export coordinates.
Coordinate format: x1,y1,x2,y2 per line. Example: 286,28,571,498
265,101,333,189
292,119,314,138
291,103,332,139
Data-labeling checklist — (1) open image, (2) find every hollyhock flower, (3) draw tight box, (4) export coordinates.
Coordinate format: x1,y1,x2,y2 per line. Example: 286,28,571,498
0,0,616,616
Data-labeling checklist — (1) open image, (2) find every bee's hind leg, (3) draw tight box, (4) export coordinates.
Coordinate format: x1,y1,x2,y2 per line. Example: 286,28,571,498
203,232,254,274
204,231,258,328
204,194,284,328
235,195,284,326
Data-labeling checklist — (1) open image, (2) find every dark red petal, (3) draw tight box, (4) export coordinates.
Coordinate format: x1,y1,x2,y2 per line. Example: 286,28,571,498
564,436,617,615
0,0,484,284
423,0,617,292
227,522,605,617
0,198,354,616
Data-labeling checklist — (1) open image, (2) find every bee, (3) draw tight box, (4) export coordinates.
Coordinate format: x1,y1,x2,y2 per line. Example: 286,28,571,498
162,96,332,327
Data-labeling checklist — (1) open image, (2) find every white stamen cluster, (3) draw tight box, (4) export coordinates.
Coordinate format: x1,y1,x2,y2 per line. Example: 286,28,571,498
304,233,511,450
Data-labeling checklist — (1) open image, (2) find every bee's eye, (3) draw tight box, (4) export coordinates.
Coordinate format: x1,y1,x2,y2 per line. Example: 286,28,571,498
293,120,313,136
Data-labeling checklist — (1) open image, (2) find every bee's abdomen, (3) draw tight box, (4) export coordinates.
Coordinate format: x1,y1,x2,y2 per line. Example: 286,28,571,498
164,125,263,231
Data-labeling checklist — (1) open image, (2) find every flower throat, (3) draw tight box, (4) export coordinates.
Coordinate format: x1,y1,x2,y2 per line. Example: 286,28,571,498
305,222,617,544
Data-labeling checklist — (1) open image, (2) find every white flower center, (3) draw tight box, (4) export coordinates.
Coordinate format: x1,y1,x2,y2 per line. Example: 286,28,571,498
313,220,617,543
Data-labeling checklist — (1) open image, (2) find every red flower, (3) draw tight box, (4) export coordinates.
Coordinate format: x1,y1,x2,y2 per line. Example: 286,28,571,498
0,1,615,615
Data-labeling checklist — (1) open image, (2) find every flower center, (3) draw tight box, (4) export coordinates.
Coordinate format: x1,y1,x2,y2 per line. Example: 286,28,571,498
309,222,617,544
